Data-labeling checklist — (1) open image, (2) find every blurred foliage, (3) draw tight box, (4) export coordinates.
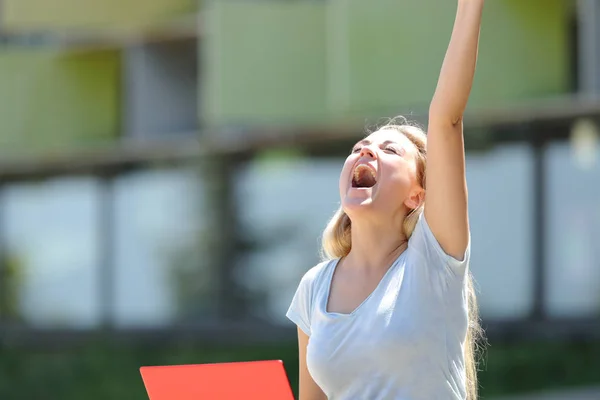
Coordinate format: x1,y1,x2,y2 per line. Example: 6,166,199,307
0,338,599,399
479,339,600,395
0,255,24,323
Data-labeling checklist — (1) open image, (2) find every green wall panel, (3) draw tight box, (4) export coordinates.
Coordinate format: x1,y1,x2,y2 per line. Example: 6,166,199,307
473,0,570,107
0,50,120,153
328,0,570,118
201,1,328,126
2,0,196,31
203,0,569,127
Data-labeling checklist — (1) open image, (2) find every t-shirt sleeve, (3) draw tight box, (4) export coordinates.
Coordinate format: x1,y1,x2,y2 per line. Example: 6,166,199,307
286,265,322,336
409,212,471,278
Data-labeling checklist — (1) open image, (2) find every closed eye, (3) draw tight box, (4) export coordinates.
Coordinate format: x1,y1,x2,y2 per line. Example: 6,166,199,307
384,146,400,154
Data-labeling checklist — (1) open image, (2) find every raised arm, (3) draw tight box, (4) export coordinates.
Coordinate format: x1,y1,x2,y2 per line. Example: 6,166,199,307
424,0,484,260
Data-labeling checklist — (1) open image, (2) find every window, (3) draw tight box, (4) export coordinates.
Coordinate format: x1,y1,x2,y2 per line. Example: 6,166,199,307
545,141,600,317
112,168,210,327
3,177,102,329
466,144,535,320
0,166,212,330
234,157,342,323
123,38,199,140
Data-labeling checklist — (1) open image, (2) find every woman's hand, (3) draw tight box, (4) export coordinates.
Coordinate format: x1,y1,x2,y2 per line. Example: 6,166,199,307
430,0,485,125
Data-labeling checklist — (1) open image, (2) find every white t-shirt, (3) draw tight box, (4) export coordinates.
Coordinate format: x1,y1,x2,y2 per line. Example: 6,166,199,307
286,213,471,400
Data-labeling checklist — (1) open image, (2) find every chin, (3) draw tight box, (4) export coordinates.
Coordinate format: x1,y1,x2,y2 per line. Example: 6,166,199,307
342,187,377,215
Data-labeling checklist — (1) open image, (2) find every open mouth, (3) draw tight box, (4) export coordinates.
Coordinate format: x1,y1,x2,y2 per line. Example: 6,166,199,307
352,164,377,188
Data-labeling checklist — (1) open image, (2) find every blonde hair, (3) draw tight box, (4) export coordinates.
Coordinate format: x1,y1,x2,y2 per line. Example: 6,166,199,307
321,118,484,400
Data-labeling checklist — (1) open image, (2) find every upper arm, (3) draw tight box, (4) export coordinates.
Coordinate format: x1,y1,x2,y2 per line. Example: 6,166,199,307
297,328,327,400
423,119,469,260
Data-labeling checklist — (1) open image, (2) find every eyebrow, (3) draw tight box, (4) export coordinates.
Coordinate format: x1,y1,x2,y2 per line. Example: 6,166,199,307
354,139,399,147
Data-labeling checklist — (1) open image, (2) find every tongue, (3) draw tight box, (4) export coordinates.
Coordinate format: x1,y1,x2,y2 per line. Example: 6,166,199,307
355,170,376,188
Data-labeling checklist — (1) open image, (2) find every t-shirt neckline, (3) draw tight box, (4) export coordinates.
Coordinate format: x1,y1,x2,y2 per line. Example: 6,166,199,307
322,253,405,318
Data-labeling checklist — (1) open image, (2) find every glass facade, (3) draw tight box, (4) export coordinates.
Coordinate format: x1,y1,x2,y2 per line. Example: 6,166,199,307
467,144,536,319
545,141,600,317
1,141,598,329
3,177,103,329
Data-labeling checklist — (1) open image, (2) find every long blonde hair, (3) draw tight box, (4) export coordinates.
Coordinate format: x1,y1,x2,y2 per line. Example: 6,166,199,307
321,119,484,400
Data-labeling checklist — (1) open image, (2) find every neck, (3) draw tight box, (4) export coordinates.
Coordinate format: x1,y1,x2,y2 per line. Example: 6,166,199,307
346,213,408,271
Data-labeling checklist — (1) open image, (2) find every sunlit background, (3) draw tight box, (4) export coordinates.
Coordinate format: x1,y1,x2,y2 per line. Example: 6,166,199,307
0,0,599,399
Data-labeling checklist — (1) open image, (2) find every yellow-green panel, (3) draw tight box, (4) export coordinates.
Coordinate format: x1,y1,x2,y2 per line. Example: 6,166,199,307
201,1,328,126
0,50,120,153
2,0,196,31
328,0,570,118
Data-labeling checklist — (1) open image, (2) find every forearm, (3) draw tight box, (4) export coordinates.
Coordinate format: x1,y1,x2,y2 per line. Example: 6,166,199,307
430,0,484,125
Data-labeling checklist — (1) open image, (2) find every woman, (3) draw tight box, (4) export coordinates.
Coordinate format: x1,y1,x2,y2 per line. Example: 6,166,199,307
286,0,485,399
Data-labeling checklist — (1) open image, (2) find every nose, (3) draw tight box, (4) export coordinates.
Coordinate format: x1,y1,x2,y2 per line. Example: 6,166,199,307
360,145,376,159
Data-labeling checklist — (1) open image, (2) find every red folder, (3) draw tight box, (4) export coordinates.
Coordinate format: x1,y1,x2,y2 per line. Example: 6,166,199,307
140,360,295,399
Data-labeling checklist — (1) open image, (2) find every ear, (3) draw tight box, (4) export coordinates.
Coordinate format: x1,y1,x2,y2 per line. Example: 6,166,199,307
404,187,425,211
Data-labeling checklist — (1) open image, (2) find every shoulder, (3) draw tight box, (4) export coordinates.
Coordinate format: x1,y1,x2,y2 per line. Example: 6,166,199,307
286,259,335,336
292,259,337,308
297,259,335,290
408,212,471,277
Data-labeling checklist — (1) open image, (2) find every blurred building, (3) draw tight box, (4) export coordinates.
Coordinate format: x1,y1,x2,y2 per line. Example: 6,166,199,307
0,0,598,398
